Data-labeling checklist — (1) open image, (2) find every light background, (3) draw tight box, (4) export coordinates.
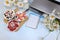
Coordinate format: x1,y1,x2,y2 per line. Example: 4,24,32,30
0,0,60,40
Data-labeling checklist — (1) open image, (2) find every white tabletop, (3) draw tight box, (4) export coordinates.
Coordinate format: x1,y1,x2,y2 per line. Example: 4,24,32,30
0,0,60,40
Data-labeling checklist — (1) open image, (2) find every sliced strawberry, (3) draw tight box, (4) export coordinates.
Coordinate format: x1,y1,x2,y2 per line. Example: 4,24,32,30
8,20,19,31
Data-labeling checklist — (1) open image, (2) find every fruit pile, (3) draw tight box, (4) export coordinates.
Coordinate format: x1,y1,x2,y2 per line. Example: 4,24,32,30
4,9,28,32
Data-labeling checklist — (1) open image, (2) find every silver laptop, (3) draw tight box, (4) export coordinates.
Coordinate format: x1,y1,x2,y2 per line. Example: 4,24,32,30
30,0,57,14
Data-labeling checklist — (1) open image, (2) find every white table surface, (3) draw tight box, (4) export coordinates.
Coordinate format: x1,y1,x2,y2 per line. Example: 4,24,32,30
0,0,60,40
